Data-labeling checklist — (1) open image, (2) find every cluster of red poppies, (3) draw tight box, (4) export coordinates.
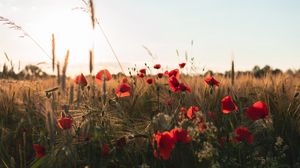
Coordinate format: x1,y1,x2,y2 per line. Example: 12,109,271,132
33,63,269,161
151,74,269,160
219,95,268,144
73,69,131,97
73,63,191,98
152,128,191,160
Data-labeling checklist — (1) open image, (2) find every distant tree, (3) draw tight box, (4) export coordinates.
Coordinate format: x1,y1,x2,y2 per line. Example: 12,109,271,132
286,69,294,76
271,69,283,75
2,63,8,78
18,65,48,79
252,65,260,73
252,65,263,78
262,65,271,73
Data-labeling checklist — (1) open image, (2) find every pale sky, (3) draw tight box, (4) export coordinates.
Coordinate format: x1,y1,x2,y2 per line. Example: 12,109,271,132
0,0,300,76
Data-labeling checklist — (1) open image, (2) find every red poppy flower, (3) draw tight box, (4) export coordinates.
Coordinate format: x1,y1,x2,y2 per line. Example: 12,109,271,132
116,83,131,97
234,127,253,144
221,96,238,114
146,78,154,85
58,116,73,130
187,106,200,119
168,69,180,79
246,101,268,121
101,144,110,157
154,64,161,69
198,122,207,133
171,128,191,144
164,70,169,76
157,73,163,78
33,144,46,158
168,76,180,92
178,83,191,93
139,68,146,74
96,69,112,81
138,73,145,78
180,107,187,114
204,76,220,87
74,73,88,87
179,63,186,69
153,131,176,160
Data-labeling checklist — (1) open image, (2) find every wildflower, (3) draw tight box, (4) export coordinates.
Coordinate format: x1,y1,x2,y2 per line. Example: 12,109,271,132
153,131,176,160
204,76,220,87
146,78,154,85
221,96,238,114
180,107,187,114
168,69,180,79
58,113,73,130
138,73,145,78
179,62,186,69
157,73,163,78
171,128,191,144
96,69,112,81
178,83,191,93
154,64,161,69
198,122,207,133
101,144,110,157
33,144,46,158
139,68,146,74
116,83,131,97
187,106,200,119
168,76,180,92
246,101,268,121
74,73,87,87
164,70,169,76
234,127,253,144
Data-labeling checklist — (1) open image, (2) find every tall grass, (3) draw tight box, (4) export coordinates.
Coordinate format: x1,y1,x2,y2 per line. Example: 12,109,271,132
51,33,56,73
62,50,70,92
0,73,299,167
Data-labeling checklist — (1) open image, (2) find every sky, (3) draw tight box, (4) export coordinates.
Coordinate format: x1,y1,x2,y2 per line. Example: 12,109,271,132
0,0,300,76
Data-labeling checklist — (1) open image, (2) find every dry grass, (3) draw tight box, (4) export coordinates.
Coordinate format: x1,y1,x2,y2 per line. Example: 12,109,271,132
0,73,299,167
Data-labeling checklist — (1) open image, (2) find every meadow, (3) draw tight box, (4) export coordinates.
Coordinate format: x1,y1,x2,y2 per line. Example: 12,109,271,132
0,69,300,168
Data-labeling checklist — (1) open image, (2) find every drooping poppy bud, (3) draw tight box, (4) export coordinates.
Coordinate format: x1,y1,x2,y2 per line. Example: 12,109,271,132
74,73,87,87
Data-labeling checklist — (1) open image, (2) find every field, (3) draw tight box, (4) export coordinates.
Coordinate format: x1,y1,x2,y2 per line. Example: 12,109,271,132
1,1,300,167
0,72,300,168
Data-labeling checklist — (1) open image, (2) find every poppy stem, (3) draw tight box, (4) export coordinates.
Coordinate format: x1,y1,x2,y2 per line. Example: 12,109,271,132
157,86,160,111
77,84,81,109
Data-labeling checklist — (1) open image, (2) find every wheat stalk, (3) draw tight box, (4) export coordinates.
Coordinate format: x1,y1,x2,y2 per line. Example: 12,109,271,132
57,62,61,85
89,0,96,29
62,50,70,92
231,58,235,86
69,84,74,105
89,49,94,74
52,33,56,72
